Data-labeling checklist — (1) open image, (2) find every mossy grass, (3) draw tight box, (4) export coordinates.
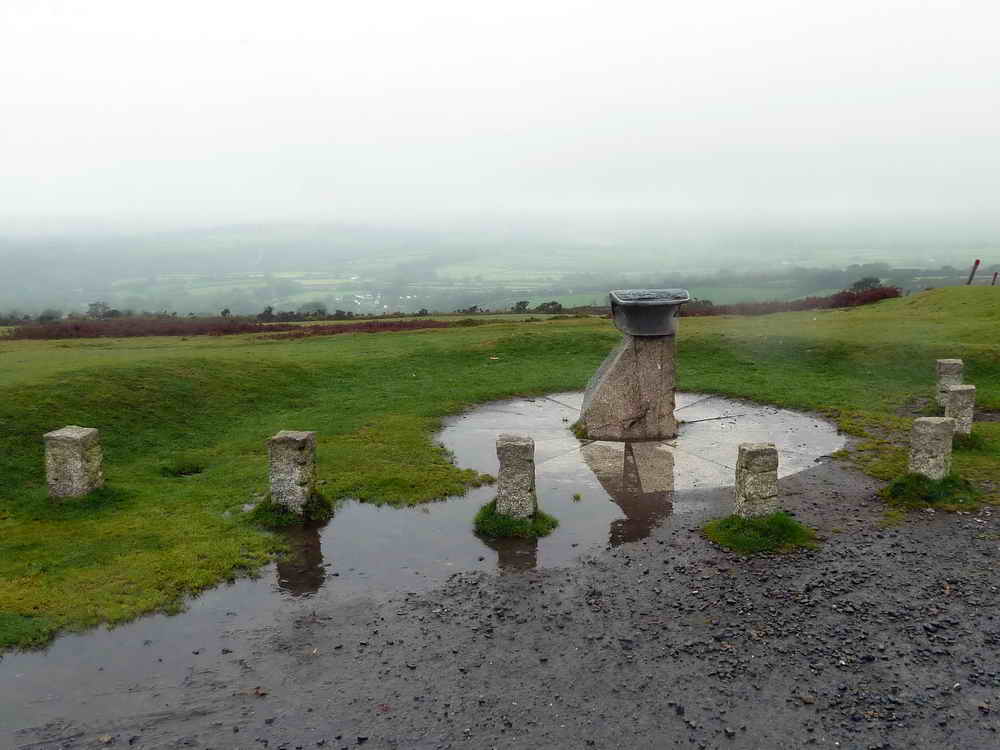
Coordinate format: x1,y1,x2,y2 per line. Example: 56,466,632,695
158,458,206,477
953,431,989,452
247,492,335,528
702,511,818,555
881,472,981,511
570,420,590,440
473,500,559,539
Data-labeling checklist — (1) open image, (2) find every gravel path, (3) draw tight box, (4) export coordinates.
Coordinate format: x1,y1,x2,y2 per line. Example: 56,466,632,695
12,458,1000,750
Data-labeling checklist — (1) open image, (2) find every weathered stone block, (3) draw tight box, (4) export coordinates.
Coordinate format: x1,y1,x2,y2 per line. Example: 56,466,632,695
268,430,317,513
734,443,779,518
908,417,954,480
580,334,677,441
944,384,976,435
44,425,104,498
495,434,536,519
935,359,963,406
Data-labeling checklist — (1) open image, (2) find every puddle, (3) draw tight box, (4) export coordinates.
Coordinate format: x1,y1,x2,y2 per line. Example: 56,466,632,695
0,391,844,736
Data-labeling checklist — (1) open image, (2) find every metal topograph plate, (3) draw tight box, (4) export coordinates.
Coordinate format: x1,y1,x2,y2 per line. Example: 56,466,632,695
609,289,691,306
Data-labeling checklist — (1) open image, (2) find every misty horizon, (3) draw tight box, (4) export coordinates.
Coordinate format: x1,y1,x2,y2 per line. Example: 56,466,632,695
3,1,1000,230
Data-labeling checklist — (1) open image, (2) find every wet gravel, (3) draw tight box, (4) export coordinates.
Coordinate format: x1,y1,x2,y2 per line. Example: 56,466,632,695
11,457,1000,750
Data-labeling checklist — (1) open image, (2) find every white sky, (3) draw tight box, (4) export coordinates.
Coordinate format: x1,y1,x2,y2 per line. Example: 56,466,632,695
2,0,999,227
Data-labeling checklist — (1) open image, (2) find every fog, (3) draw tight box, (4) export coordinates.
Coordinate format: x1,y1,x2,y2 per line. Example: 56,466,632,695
1,1,998,313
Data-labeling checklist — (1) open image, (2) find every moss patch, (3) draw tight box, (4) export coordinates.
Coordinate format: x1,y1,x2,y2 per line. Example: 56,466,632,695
702,511,818,555
248,492,335,529
473,500,558,539
881,473,981,511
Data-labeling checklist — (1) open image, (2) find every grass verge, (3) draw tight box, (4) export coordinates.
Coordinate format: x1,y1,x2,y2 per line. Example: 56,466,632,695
702,511,818,555
473,500,559,539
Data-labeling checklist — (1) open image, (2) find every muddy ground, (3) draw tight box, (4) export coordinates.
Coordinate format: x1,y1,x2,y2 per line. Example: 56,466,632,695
9,454,1000,750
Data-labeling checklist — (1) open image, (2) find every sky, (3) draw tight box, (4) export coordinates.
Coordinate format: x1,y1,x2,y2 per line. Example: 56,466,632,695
2,0,999,229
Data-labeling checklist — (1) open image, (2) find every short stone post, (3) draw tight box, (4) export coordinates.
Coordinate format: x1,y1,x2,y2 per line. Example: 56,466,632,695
734,443,779,518
935,359,963,406
908,417,955,480
268,431,317,513
43,426,104,498
944,384,976,436
495,434,536,519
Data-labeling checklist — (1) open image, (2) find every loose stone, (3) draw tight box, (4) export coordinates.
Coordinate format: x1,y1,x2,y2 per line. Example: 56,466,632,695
944,384,976,436
43,425,104,498
268,430,317,513
935,359,963,406
908,417,955,480
734,443,779,518
495,434,536,518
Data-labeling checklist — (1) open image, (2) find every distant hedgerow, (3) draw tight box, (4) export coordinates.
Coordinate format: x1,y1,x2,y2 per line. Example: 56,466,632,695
260,319,455,339
682,286,901,317
5,316,291,340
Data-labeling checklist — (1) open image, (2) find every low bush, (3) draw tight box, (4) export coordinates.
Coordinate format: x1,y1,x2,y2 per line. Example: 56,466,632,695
473,499,559,539
702,511,818,554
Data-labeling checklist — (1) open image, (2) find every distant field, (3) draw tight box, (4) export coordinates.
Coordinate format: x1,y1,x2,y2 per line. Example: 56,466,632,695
1,287,997,649
531,286,798,308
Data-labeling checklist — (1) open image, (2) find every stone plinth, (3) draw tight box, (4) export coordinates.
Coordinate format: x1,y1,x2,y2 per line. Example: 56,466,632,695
44,426,104,498
936,359,963,406
944,384,976,435
580,335,677,441
268,430,317,513
908,417,955,480
495,434,536,518
734,443,779,518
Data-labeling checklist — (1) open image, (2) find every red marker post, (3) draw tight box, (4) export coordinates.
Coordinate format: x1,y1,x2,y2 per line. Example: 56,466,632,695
967,259,981,285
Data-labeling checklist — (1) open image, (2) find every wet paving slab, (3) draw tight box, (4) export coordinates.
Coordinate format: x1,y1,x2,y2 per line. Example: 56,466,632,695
0,391,844,735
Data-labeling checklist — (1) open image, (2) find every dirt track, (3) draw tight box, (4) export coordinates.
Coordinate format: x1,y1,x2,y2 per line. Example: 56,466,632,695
10,455,1000,750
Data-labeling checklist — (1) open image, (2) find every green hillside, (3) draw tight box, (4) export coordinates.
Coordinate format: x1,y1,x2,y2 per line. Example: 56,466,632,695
0,287,997,649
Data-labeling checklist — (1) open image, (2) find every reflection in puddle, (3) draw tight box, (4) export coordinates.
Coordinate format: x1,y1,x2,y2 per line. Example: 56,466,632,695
276,524,326,597
481,535,539,573
582,442,675,547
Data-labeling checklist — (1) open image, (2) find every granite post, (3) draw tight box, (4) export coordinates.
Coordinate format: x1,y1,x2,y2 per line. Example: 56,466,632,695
908,417,955,480
44,425,104,498
580,336,678,440
734,443,779,518
495,434,536,518
268,430,317,513
944,384,976,436
935,359,963,407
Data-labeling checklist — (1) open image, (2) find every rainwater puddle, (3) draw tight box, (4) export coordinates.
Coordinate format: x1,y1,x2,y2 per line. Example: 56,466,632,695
0,392,843,734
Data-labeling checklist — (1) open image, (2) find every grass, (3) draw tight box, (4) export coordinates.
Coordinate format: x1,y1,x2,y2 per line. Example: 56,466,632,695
881,473,981,511
702,511,818,555
1,286,999,649
473,500,559,539
247,493,335,528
